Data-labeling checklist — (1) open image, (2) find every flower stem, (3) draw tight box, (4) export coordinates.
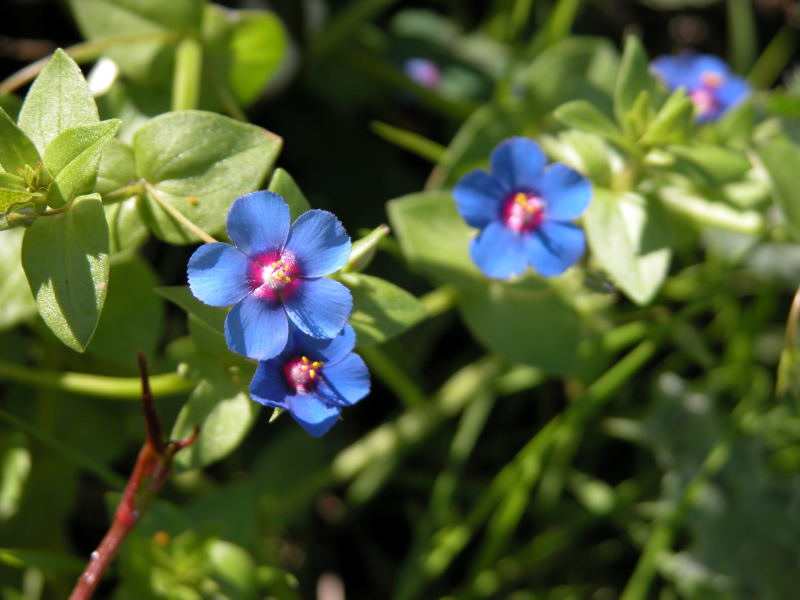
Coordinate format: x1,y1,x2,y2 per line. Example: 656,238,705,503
68,354,198,600
172,36,203,112
0,358,193,399
144,181,218,244
420,285,460,318
0,32,178,94
358,345,426,409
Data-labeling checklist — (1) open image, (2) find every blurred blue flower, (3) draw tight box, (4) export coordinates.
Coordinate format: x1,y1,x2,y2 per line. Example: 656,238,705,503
651,53,750,122
453,137,591,279
250,325,370,437
188,191,352,361
403,58,442,89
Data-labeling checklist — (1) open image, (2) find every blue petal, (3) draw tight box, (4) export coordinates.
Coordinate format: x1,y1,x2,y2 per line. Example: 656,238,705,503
285,394,341,437
526,221,586,277
716,75,749,110
652,53,730,90
317,353,370,407
284,278,352,339
227,191,290,257
490,137,546,192
292,324,356,364
225,294,289,360
453,170,506,228
187,243,251,306
284,210,351,277
249,359,290,408
469,221,527,279
538,164,592,221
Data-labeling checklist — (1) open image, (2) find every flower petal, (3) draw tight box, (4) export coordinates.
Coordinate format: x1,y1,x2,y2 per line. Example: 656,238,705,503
249,359,290,408
285,394,341,437
225,294,289,360
526,221,586,277
716,74,749,110
317,353,370,407
187,243,251,306
539,163,592,221
469,221,527,279
453,170,506,228
284,210,351,277
490,137,546,192
652,53,729,90
284,278,353,339
227,191,290,257
292,324,356,364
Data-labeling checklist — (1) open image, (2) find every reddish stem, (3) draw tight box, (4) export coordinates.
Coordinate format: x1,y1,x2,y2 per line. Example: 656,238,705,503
68,353,197,600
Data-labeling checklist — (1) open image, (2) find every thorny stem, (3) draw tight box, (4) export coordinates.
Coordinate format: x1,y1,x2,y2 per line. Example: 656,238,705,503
68,353,199,600
144,181,218,244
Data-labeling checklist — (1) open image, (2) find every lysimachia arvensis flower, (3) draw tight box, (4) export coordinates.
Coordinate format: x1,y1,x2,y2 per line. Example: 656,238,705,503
403,58,442,89
187,191,353,360
651,53,749,122
250,325,370,437
453,137,592,279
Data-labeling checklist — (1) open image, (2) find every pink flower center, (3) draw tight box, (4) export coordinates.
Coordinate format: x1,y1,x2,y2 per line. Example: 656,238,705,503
690,71,723,118
283,356,324,393
502,192,544,233
249,250,302,301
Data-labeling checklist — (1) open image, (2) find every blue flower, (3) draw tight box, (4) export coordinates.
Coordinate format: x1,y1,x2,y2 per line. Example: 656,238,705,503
453,137,591,279
250,325,370,437
403,58,442,89
651,53,750,122
187,191,353,360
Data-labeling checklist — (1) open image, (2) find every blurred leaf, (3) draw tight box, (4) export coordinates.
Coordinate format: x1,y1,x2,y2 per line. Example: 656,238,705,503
640,88,694,146
267,168,310,220
203,6,288,107
86,257,163,364
0,107,42,175
0,433,30,521
156,285,226,333
670,143,751,184
584,189,672,305
614,35,658,126
106,198,148,256
540,130,613,188
0,548,83,574
67,0,203,82
388,190,479,287
756,138,800,240
460,278,580,373
43,119,121,208
0,229,36,330
554,100,622,140
171,375,258,470
18,49,99,154
340,272,427,345
21,194,109,351
207,540,258,598
371,121,446,163
133,110,281,243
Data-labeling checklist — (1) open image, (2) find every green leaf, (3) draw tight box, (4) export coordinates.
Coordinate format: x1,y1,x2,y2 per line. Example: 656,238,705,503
43,119,121,208
68,0,204,82
584,189,672,305
670,143,751,184
0,229,37,330
86,258,163,364
203,6,288,106
171,376,259,470
21,193,110,351
614,35,658,125
133,110,282,243
757,139,800,240
540,131,613,188
460,278,580,374
640,88,694,146
96,139,136,195
267,168,310,220
553,100,622,140
340,273,427,345
0,432,30,521
156,285,226,334
18,49,99,154
0,173,35,214
0,107,42,174
387,190,480,287
106,198,148,256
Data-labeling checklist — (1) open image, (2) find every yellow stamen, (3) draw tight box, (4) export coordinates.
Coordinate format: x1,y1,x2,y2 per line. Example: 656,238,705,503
301,356,310,364
309,369,317,378
513,192,536,213
311,361,323,368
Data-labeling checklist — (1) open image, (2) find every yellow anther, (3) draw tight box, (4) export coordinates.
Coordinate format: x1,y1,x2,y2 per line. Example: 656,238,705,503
301,356,310,364
311,361,324,368
309,369,317,378
284,276,292,282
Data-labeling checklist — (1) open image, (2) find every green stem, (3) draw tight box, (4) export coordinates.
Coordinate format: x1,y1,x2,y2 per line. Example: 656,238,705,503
0,32,178,94
172,36,203,112
102,181,146,204
748,25,798,89
0,359,193,400
0,407,125,488
659,186,764,235
726,0,757,74
311,0,401,57
420,285,460,318
144,181,218,244
358,345,426,409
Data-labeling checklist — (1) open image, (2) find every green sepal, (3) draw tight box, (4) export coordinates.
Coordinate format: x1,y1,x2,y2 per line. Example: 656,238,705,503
267,168,310,220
